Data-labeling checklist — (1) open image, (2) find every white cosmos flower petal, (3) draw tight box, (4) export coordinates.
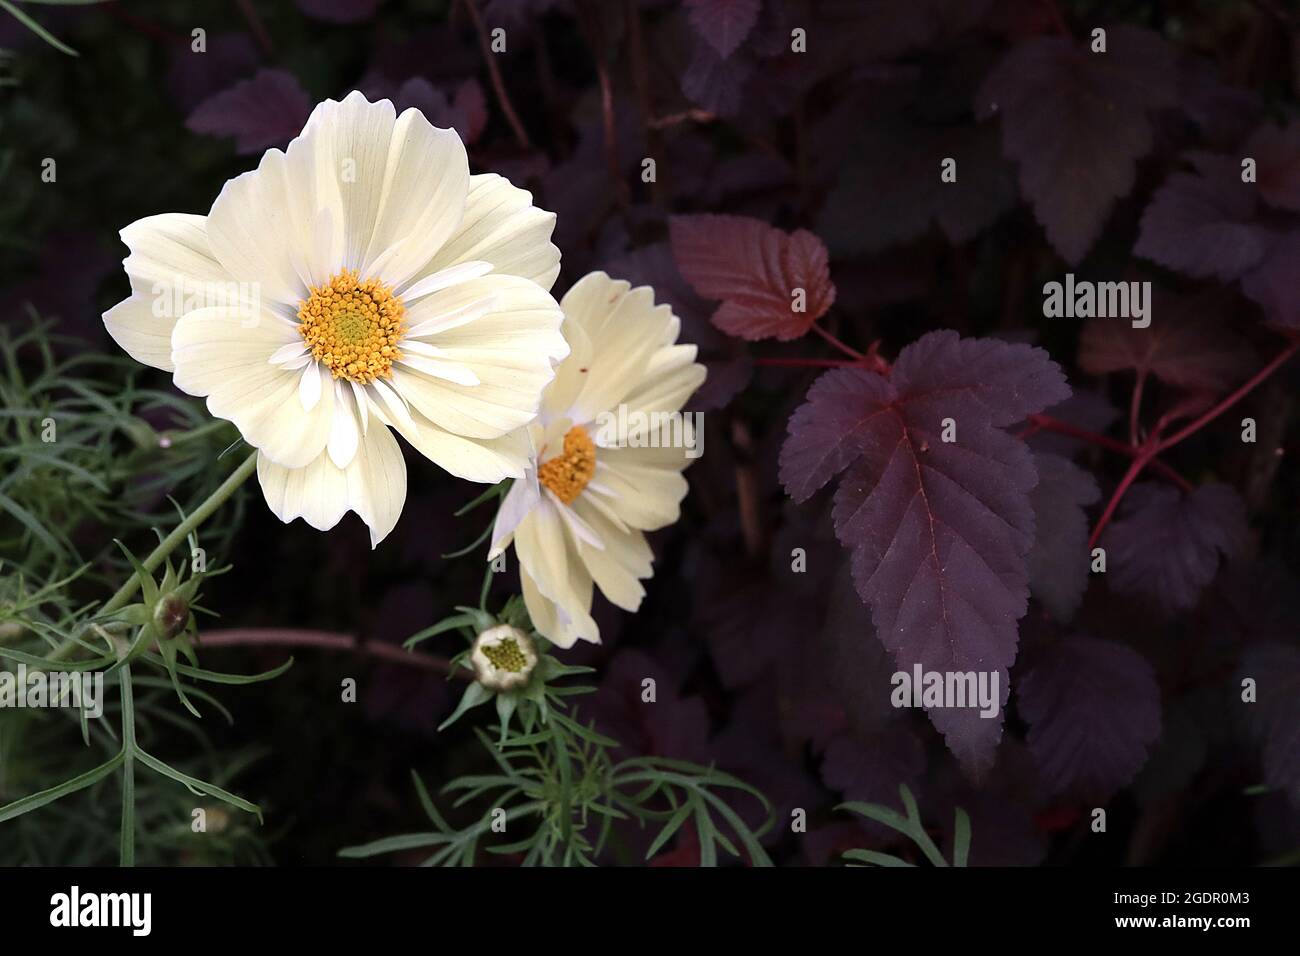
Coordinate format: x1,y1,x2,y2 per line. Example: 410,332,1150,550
257,418,407,548
412,173,561,292
391,274,566,439
496,271,706,647
171,304,337,468
103,91,567,546
327,381,361,469
104,214,240,372
299,358,322,411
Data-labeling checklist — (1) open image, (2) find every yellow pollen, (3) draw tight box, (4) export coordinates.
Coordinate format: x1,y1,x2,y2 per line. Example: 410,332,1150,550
297,269,406,384
481,638,529,673
538,426,596,505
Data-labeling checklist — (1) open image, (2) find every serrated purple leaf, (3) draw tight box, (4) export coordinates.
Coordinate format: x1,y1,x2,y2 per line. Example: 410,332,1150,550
1019,633,1161,797
1028,451,1100,620
979,26,1177,264
1102,482,1248,613
186,69,312,154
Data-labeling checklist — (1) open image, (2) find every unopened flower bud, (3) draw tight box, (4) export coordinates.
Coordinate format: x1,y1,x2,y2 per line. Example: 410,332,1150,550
152,593,190,641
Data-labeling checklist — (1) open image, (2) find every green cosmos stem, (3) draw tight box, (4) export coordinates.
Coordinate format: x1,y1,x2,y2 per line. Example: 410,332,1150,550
102,450,258,616
114,449,256,865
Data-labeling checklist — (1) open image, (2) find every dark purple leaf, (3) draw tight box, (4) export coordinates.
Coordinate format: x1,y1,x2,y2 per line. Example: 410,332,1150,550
978,26,1178,264
1246,120,1300,213
670,214,835,342
781,332,1070,776
1027,451,1100,620
1134,154,1275,281
684,0,760,60
1243,231,1300,330
1078,290,1256,392
1018,633,1162,797
818,121,1016,257
1102,482,1248,613
186,69,312,155
680,37,753,116
1239,643,1300,803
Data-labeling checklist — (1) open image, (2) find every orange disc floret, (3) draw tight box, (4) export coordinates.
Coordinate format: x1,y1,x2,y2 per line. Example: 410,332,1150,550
538,425,597,505
297,270,406,384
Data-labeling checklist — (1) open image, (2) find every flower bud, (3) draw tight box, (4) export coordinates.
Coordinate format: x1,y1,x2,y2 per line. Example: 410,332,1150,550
470,625,537,691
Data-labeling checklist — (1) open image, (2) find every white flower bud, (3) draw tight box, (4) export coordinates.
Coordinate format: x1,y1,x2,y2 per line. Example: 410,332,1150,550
470,625,537,691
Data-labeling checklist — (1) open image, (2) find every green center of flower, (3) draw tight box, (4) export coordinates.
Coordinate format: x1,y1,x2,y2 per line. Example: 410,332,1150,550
481,637,529,673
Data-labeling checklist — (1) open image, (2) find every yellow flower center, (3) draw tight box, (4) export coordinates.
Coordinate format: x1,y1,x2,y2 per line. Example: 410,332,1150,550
297,270,406,384
538,425,596,505
481,637,529,673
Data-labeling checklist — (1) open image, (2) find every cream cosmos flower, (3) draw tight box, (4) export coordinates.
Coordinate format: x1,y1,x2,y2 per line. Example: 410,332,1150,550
489,272,707,647
103,91,568,546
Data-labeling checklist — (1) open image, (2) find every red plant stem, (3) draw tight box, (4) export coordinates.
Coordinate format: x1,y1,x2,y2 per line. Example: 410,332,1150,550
234,0,273,55
463,0,532,150
646,109,716,130
593,53,628,205
810,322,864,360
1027,414,1193,492
195,628,468,679
1129,369,1146,446
1157,338,1299,454
1087,439,1161,550
1087,337,1299,546
754,357,868,369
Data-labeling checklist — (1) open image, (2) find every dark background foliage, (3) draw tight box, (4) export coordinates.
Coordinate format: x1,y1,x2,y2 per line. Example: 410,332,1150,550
1,0,1298,865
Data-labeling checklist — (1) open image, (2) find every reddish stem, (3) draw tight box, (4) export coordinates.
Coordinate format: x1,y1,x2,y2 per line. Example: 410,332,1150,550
1087,337,1299,545
234,0,273,55
463,0,532,150
195,628,468,679
1020,415,1191,491
1129,369,1147,446
1088,437,1162,550
1157,338,1299,454
753,357,867,369
810,322,864,360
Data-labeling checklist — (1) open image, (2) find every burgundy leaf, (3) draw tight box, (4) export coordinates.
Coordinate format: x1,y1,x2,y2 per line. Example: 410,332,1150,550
1133,154,1275,281
684,0,761,60
385,77,489,145
680,37,753,117
166,32,261,111
1018,633,1161,797
1102,482,1248,613
186,69,312,155
1027,451,1100,621
1242,231,1300,330
781,332,1070,775
1239,643,1300,803
978,26,1178,264
780,369,897,503
670,214,835,342
818,121,1017,257
1078,292,1256,392
1246,120,1300,213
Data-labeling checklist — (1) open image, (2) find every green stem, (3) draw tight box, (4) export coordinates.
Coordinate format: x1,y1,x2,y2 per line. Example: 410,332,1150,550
101,450,257,617
119,665,136,867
